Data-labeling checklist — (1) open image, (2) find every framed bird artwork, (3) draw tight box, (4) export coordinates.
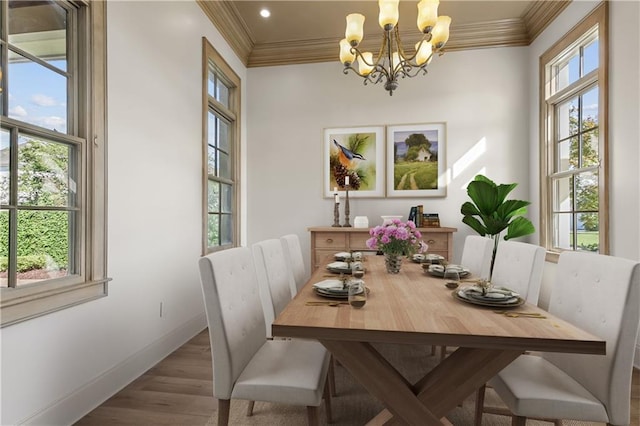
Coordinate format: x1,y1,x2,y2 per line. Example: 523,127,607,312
385,122,447,198
323,126,385,198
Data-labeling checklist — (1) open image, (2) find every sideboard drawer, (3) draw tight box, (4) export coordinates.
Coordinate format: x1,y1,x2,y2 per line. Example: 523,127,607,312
349,233,371,250
314,232,347,249
421,233,449,252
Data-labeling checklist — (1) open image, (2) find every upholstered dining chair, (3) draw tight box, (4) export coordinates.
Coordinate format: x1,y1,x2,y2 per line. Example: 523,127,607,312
460,235,494,280
198,247,333,426
490,240,545,305
474,251,640,426
280,234,308,296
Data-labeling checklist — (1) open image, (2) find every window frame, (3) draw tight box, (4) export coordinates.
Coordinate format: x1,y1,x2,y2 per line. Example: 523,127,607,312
0,0,108,327
539,2,609,262
202,38,240,254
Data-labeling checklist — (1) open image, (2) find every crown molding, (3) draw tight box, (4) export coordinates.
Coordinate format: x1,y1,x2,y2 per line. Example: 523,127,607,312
523,0,572,41
200,1,572,68
197,0,253,67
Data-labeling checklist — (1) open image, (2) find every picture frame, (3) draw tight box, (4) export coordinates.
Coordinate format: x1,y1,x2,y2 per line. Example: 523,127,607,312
324,126,385,198
386,123,446,197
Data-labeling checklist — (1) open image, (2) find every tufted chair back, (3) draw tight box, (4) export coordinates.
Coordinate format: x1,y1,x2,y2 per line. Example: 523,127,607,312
543,251,640,426
198,247,267,400
252,239,296,338
491,240,545,305
460,235,494,280
281,234,308,296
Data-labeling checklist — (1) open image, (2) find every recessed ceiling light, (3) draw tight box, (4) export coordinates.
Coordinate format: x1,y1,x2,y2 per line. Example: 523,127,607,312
260,8,271,18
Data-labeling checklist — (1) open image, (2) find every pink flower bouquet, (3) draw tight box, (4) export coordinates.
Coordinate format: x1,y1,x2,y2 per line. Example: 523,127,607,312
366,219,428,256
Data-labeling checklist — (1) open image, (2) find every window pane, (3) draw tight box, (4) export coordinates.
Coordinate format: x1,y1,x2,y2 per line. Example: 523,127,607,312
18,134,74,207
207,145,217,176
207,213,219,247
581,86,598,131
207,69,215,98
556,95,578,140
207,111,217,147
218,151,230,179
555,52,579,93
556,136,578,172
221,183,232,213
553,213,574,250
8,55,68,133
221,214,232,245
575,171,598,211
8,0,68,71
1,129,9,205
208,180,219,212
216,79,230,108
583,39,598,75
0,208,8,288
576,212,599,252
553,176,573,212
16,209,71,286
218,118,230,152
581,129,599,167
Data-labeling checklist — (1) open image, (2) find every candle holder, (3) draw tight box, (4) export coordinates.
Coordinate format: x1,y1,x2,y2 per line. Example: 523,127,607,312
332,201,341,227
343,185,352,227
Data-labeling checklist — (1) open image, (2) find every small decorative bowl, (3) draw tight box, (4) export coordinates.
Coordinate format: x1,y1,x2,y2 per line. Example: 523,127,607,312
445,282,459,289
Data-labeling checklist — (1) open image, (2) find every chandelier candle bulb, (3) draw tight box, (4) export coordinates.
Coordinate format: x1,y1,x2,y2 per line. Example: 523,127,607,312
339,39,355,64
417,0,439,33
431,15,451,48
378,0,399,30
415,41,432,65
345,13,365,46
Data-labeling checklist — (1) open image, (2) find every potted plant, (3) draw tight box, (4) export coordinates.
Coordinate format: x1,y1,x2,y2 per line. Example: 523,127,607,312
460,174,535,279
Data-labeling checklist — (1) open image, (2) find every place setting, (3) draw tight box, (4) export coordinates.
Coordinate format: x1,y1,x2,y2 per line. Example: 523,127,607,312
453,281,525,308
311,263,368,308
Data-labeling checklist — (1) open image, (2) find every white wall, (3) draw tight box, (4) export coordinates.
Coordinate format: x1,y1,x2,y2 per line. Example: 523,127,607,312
0,2,247,424
246,47,530,270
528,0,640,365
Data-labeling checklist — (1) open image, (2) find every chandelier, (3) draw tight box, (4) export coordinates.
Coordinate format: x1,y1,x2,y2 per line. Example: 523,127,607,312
339,0,451,96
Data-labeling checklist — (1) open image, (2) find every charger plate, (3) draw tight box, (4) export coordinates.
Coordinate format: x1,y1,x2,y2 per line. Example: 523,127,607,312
453,289,524,308
314,286,369,300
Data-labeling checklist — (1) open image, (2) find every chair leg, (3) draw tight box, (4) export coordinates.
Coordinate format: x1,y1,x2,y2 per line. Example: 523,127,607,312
217,399,230,426
328,356,337,396
439,345,447,361
511,416,527,426
246,400,255,416
306,405,320,426
323,380,333,423
474,384,486,426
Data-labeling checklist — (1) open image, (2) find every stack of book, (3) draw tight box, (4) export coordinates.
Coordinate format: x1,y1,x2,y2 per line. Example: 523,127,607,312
408,205,440,227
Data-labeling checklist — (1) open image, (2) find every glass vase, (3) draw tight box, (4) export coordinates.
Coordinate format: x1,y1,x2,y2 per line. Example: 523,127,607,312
384,253,402,274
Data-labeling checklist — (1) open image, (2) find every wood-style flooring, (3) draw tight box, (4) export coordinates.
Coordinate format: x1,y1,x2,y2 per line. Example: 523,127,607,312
75,329,639,425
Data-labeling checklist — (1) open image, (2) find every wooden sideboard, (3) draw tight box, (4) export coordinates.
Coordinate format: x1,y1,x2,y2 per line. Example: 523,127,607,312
308,226,457,270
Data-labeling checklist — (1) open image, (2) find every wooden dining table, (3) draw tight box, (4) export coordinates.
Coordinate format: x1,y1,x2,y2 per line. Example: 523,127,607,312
272,255,606,426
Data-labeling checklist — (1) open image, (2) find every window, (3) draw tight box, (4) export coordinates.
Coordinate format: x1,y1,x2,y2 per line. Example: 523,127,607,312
540,3,608,259
202,38,240,253
0,1,108,326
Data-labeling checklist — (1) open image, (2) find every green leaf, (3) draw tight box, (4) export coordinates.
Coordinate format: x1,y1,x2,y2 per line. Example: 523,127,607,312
495,183,518,205
504,216,535,240
460,201,481,216
496,200,530,220
462,216,487,236
467,180,499,215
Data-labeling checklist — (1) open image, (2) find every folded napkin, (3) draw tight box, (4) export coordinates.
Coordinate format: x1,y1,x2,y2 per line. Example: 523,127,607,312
462,286,520,299
334,252,351,259
428,264,465,273
327,261,350,269
313,279,345,291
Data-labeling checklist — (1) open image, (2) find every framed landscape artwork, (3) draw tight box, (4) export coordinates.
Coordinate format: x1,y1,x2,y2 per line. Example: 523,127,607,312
324,126,385,198
386,123,447,197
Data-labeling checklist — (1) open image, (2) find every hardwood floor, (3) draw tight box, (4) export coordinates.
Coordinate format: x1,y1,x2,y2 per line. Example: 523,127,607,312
75,329,639,425
75,330,216,426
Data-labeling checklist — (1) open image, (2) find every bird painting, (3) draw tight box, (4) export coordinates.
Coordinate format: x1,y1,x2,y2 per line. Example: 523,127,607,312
333,139,366,170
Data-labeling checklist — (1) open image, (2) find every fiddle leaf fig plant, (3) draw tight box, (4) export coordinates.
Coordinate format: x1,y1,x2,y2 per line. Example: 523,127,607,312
461,174,535,279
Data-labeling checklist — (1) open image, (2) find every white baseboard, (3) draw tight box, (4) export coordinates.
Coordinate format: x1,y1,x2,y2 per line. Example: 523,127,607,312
21,313,207,426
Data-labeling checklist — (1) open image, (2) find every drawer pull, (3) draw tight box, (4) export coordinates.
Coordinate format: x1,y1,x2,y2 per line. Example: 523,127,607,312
326,238,333,243
427,239,436,244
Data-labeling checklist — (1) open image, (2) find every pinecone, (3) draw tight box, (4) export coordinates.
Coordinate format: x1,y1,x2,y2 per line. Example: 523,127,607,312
333,165,361,190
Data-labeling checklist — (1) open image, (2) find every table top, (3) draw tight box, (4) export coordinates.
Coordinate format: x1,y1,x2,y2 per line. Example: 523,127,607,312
272,255,606,355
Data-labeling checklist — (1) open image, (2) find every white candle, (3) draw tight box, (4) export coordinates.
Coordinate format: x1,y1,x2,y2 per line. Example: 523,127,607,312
334,193,340,204
334,186,338,194
345,176,350,186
